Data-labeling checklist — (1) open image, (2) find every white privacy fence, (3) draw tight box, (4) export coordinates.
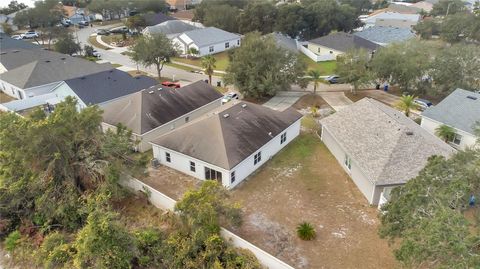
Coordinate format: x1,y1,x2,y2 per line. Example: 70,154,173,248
299,45,336,62
120,177,295,269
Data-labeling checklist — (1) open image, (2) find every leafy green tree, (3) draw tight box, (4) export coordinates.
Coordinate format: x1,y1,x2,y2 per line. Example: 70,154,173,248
431,0,466,16
238,1,278,34
274,4,308,38
74,209,135,269
134,228,165,268
203,4,239,33
0,0,27,15
336,49,373,95
0,97,137,233
414,18,441,39
371,41,432,93
125,14,146,32
201,55,216,85
440,13,479,43
129,33,177,79
0,22,13,35
379,149,480,268
339,0,372,14
307,70,322,94
193,0,247,23
395,95,417,117
14,0,64,30
435,124,456,142
225,32,306,98
54,32,81,56
130,0,168,13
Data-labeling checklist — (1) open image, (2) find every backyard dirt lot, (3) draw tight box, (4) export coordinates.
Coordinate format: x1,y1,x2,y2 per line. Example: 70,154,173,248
139,131,397,269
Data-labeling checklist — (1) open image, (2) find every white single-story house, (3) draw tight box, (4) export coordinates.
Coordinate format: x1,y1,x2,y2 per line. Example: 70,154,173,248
150,101,303,188
361,10,421,29
101,80,223,152
320,98,455,207
303,32,379,62
1,69,157,114
142,20,200,39
421,89,480,150
172,27,241,56
0,51,113,100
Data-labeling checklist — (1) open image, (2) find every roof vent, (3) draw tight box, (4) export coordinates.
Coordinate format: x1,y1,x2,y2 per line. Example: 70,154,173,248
80,77,86,80
241,103,247,108
406,131,414,136
157,87,162,91
12,50,19,53
149,91,154,94
44,60,51,63
60,57,66,60
268,132,273,136
0,52,6,55
109,70,114,73
467,95,478,100
135,77,141,79
223,113,229,118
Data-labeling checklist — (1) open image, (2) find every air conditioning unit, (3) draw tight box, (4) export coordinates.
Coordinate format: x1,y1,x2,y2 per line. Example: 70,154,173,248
151,158,160,168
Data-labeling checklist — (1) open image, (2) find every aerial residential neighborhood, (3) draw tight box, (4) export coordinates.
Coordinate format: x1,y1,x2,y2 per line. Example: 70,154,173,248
0,0,479,269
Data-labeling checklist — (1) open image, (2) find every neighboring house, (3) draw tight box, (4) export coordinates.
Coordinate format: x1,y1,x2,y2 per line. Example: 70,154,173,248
0,69,156,114
143,12,177,26
421,89,480,150
142,20,199,38
151,101,303,188
63,5,89,24
304,32,379,62
0,53,113,99
101,80,223,152
270,32,299,53
172,27,241,56
354,26,416,46
0,34,44,73
51,69,158,110
320,98,455,207
361,11,421,29
0,8,26,32
411,1,435,13
166,0,202,10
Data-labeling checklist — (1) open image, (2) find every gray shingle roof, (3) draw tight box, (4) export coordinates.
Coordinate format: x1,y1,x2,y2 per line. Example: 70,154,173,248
422,89,480,135
0,55,113,89
63,69,158,106
354,26,416,45
151,101,303,170
102,80,223,134
179,27,240,47
142,20,198,36
270,32,298,52
320,98,455,186
0,47,60,71
143,12,177,26
308,32,380,52
0,33,41,50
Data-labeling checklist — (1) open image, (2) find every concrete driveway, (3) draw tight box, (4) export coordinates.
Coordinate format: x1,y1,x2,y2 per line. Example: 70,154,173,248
363,90,400,106
263,91,306,111
318,92,353,111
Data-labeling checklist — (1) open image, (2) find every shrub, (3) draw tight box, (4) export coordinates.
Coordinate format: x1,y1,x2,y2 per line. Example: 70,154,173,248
37,232,69,266
134,228,164,267
5,230,21,251
296,222,316,240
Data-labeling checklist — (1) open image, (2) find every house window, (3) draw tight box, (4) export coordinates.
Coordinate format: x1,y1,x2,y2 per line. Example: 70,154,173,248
209,46,214,53
317,48,321,53
280,132,287,144
254,152,262,165
165,152,171,163
190,161,196,172
344,154,352,170
185,116,190,123
450,133,462,145
18,91,23,100
237,40,240,45
205,167,222,182
225,42,229,49
329,51,333,54
231,171,235,183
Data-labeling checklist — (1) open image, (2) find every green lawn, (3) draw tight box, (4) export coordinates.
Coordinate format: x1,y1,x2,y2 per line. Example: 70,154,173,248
172,51,230,71
299,54,337,75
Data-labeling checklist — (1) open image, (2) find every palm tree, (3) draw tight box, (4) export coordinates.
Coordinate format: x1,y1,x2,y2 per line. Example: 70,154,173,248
296,222,316,240
435,124,456,142
201,55,216,85
308,69,322,94
395,95,417,117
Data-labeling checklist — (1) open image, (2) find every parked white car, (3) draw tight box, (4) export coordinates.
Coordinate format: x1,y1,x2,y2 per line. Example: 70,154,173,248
10,35,22,40
221,92,239,104
92,50,101,58
21,31,39,39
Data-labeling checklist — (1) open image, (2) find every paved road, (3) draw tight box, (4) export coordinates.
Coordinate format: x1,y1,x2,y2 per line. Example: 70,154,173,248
363,90,400,106
318,91,353,111
262,91,307,111
76,25,223,86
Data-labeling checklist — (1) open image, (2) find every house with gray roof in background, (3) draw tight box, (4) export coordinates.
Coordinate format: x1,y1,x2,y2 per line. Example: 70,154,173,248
354,26,416,46
142,20,199,38
150,101,303,188
421,89,480,150
304,32,379,62
270,32,299,53
320,98,455,207
172,27,241,56
101,80,223,152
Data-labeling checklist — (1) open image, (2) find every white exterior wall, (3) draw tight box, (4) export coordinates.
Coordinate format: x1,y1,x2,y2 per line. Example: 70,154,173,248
0,79,23,99
151,118,302,188
421,116,477,150
173,34,241,56
51,82,88,109
321,125,378,205
0,63,7,74
0,79,62,100
102,98,222,152
228,119,301,188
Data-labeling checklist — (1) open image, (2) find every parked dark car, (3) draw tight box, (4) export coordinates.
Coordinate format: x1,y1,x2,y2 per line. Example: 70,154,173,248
96,29,110,35
109,26,129,34
414,98,433,111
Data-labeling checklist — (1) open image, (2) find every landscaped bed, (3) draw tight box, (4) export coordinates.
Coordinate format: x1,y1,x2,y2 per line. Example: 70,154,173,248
172,51,231,71
138,121,397,268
